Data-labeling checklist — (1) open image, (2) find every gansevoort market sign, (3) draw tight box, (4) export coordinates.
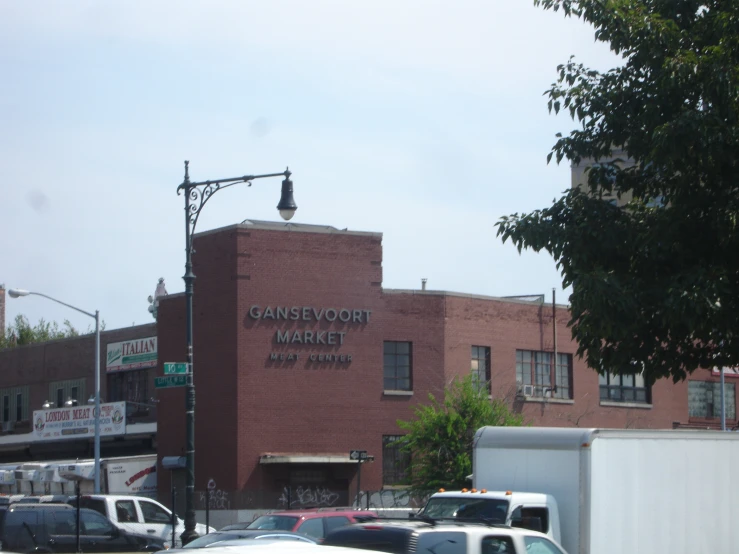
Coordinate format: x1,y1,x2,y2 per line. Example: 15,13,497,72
249,305,370,363
32,401,126,441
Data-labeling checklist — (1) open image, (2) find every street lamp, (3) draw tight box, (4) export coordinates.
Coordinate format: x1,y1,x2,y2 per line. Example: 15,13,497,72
176,160,296,544
6,288,102,493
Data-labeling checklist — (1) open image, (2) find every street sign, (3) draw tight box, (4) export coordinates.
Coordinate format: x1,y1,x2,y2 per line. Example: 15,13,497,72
155,375,188,388
349,450,368,461
164,362,189,375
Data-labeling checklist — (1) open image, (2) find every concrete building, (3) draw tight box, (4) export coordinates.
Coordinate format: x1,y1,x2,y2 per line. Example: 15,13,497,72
0,221,734,522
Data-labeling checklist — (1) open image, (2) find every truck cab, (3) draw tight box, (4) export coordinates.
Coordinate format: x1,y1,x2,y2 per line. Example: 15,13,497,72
417,490,561,544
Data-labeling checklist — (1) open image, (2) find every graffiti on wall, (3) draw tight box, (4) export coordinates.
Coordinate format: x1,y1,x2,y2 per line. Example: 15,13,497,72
278,485,340,508
198,478,231,510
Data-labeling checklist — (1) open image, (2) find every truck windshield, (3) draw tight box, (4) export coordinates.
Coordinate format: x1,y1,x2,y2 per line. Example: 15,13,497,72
420,497,509,522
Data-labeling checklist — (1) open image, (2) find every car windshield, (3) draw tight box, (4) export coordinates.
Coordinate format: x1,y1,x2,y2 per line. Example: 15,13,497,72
247,515,300,531
420,498,509,522
183,532,246,548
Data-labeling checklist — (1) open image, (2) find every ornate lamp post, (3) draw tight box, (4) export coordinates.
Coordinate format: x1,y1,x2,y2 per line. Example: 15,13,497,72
176,161,296,544
6,289,102,493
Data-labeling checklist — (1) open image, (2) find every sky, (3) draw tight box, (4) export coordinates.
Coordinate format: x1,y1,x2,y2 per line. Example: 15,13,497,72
0,1,620,333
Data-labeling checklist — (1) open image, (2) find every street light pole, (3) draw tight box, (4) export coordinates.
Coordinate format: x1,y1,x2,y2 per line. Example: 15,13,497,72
176,160,296,545
6,289,102,493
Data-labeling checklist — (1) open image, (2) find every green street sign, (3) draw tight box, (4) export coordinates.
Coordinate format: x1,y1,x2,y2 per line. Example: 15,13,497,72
164,362,189,375
155,375,188,388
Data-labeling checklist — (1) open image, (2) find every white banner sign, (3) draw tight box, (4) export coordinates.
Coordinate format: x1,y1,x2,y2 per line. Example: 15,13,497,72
32,401,126,441
106,337,157,372
106,459,157,494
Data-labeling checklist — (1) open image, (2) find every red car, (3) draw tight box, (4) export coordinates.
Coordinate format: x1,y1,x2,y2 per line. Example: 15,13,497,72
235,509,377,541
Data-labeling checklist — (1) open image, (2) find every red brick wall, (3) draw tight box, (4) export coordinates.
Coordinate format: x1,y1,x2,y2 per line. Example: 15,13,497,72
154,222,712,503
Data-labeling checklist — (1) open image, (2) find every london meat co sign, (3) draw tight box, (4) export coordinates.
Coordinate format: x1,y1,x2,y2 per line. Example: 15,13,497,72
249,305,370,363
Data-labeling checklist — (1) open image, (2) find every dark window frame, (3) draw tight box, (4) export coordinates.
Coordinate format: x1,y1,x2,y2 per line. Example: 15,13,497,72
383,341,412,391
599,372,650,403
689,380,736,420
471,346,491,394
516,350,573,400
382,435,410,486
107,369,149,413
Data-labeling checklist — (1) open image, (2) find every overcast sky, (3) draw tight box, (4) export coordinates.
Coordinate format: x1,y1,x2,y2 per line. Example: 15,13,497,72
1,1,620,333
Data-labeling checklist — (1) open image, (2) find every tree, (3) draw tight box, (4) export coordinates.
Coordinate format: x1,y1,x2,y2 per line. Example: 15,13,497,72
0,314,80,349
396,375,525,494
496,1,739,383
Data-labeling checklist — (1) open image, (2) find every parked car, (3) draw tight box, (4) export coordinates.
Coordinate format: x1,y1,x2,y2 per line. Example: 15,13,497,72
159,541,363,554
183,530,317,548
0,503,169,553
69,494,214,548
242,509,377,541
323,519,568,554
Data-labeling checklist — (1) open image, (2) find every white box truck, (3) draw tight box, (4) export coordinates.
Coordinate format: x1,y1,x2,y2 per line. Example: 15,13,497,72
467,426,739,554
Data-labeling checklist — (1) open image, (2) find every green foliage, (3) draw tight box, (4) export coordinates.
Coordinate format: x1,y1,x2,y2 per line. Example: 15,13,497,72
396,375,525,494
0,314,80,349
497,1,739,383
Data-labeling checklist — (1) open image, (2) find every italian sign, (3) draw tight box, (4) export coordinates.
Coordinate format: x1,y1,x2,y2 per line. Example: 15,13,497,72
106,337,157,373
32,401,126,441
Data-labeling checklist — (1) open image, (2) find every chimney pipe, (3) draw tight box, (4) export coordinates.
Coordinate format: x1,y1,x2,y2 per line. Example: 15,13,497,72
421,278,427,291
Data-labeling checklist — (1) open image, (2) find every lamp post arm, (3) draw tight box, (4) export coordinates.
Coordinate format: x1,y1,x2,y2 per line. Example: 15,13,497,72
24,292,96,321
177,166,291,247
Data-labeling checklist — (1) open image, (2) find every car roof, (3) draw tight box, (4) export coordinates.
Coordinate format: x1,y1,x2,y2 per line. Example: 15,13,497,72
215,535,317,546
259,509,376,520
169,542,362,554
329,519,553,539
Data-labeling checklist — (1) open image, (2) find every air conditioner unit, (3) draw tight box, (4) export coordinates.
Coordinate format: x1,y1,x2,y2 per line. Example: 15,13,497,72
2,422,14,433
522,384,535,397
58,462,95,482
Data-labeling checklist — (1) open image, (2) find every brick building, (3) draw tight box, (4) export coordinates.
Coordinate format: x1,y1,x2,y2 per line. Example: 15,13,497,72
0,220,734,515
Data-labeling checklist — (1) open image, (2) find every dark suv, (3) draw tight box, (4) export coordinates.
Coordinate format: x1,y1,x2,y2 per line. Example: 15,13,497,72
0,504,169,553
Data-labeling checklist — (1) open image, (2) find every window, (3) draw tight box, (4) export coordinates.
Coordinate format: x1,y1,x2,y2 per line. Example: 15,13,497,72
324,516,351,534
0,387,28,422
510,506,548,533
599,372,650,403
383,342,412,391
382,435,410,486
523,536,565,554
50,511,78,535
471,346,491,393
115,500,139,523
140,499,171,524
689,381,736,420
516,350,572,399
80,510,116,535
482,536,515,554
49,379,86,408
108,369,148,405
297,518,324,539
4,511,40,550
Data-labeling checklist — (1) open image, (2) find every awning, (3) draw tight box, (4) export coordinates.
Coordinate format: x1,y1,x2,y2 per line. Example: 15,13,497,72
259,453,357,464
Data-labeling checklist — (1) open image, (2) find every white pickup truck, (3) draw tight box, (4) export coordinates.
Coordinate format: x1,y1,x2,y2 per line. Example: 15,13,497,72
74,494,215,548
